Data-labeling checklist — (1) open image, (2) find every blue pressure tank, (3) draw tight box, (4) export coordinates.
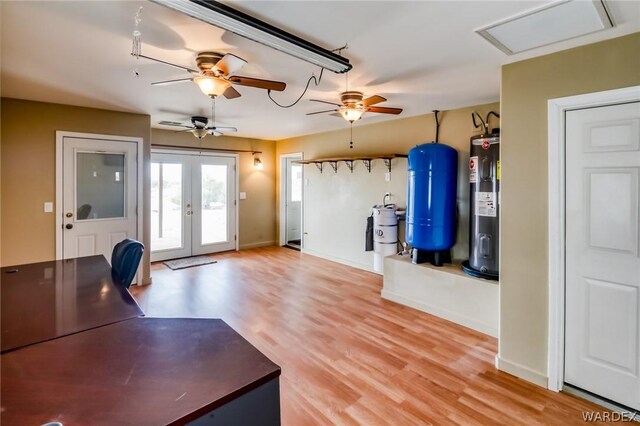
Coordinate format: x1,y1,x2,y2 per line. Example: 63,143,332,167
406,142,458,265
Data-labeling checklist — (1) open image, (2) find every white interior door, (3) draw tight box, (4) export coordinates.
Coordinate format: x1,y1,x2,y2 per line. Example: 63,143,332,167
565,101,640,410
62,137,138,261
151,152,236,260
285,158,302,244
150,153,191,262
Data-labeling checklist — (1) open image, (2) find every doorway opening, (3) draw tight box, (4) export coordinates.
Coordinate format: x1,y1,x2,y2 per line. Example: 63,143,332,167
150,150,238,262
280,153,303,251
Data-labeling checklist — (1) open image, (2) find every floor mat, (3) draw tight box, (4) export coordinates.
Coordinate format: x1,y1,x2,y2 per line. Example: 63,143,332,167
163,256,217,270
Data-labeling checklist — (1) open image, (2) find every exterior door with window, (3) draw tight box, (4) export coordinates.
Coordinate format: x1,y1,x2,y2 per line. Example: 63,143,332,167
150,153,191,261
192,155,236,255
151,152,236,261
285,157,302,245
62,137,138,262
564,101,640,411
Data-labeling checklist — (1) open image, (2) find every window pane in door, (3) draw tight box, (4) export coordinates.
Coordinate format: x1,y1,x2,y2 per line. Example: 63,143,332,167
76,152,125,220
291,165,302,202
151,163,183,251
201,164,227,244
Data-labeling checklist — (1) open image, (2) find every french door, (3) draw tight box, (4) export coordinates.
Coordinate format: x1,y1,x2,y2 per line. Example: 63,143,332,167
151,152,236,262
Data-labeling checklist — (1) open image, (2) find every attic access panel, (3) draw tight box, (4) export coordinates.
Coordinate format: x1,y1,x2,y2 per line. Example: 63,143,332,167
476,0,614,55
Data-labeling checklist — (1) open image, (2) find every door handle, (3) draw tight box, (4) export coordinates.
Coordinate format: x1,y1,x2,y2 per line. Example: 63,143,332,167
65,223,73,230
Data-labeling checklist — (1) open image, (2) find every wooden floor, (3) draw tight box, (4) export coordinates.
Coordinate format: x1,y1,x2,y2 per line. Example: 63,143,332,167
132,247,606,425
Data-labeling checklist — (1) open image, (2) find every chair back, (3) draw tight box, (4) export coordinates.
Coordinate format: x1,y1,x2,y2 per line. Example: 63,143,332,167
111,239,144,289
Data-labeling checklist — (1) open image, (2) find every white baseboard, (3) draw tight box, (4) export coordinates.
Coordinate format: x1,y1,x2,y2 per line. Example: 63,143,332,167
496,355,548,388
239,240,277,250
382,289,498,337
301,248,378,274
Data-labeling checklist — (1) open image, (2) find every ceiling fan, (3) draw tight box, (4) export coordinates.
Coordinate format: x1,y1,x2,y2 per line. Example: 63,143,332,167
307,91,403,123
146,51,286,99
159,116,237,139
159,99,237,139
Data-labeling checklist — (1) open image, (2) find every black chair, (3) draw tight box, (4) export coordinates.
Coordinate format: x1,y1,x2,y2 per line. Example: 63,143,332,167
111,239,144,289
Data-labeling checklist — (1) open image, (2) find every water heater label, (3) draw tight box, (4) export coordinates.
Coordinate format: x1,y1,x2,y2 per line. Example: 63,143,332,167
476,192,497,217
469,156,478,183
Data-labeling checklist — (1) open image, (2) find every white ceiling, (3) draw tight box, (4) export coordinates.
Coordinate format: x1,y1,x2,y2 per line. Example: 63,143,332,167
1,1,638,140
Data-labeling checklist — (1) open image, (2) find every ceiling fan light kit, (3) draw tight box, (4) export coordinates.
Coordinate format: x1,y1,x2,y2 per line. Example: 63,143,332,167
192,128,209,139
194,75,231,97
149,0,351,73
340,107,364,123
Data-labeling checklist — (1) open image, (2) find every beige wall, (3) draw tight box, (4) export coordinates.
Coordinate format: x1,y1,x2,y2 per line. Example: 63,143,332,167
276,102,500,266
151,129,277,249
0,98,152,284
499,33,640,385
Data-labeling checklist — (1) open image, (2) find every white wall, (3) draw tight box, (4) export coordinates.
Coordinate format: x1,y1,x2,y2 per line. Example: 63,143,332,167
302,158,407,272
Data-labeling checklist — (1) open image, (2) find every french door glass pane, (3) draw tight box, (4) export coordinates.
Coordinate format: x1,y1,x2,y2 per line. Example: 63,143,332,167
76,152,125,220
151,163,183,251
201,164,227,244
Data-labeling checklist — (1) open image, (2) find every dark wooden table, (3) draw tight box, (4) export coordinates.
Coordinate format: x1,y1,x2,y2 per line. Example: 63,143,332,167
1,318,281,425
1,255,143,353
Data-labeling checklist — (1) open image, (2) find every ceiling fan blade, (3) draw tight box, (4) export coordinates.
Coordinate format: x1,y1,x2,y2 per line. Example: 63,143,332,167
208,126,237,132
174,128,194,133
223,86,242,99
151,77,194,86
216,53,247,75
309,99,342,107
361,95,387,107
228,76,286,92
158,121,192,128
211,130,223,137
367,106,403,115
136,53,200,75
306,109,337,116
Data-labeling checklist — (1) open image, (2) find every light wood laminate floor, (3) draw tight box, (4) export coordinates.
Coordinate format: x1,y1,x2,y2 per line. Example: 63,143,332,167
132,247,607,425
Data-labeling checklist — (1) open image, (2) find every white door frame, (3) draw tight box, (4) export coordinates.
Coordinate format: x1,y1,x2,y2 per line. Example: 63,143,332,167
151,148,239,252
547,85,640,392
55,131,144,260
279,152,303,246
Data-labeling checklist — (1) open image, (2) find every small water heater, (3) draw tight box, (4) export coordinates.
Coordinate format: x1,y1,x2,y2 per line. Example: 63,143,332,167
462,111,500,280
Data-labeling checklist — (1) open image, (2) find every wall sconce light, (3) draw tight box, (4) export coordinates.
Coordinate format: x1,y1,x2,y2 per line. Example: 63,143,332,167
254,156,264,170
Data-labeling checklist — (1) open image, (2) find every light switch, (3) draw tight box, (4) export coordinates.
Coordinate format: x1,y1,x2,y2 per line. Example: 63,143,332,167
385,172,391,182
239,192,247,200
304,179,309,186
44,202,53,213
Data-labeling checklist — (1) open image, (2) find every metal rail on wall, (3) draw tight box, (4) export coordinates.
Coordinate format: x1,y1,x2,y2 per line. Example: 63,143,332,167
294,154,407,174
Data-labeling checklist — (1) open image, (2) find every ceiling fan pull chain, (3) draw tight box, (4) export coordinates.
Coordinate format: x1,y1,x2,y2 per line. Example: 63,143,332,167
349,123,354,149
212,97,216,127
